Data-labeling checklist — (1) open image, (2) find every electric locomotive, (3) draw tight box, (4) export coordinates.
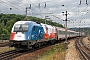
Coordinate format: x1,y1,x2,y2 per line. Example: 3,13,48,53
9,21,58,50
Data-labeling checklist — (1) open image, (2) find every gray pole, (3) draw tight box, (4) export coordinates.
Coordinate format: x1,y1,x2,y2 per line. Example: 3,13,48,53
65,11,68,43
0,0,1,13
45,15,46,24
79,20,81,36
44,2,46,24
25,4,31,21
26,7,27,20
62,11,69,43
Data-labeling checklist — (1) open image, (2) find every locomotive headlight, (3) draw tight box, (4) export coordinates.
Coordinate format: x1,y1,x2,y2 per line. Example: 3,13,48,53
28,35,30,39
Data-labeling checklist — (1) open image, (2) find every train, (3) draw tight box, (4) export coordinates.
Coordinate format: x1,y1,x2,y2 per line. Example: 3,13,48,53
9,21,80,50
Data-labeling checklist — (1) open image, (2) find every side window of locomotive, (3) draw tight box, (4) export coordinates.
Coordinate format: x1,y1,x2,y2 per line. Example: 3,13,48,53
33,26,36,32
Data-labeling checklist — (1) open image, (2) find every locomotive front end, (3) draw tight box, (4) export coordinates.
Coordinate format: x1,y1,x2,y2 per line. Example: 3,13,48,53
9,21,32,50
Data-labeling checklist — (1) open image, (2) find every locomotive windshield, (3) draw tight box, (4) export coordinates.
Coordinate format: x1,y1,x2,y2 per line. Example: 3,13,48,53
14,24,29,32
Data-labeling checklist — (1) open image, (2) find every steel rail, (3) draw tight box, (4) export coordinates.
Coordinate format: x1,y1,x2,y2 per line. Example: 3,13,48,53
75,38,90,60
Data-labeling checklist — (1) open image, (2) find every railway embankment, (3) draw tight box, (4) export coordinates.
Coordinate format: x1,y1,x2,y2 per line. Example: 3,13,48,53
12,38,80,60
65,39,80,60
12,43,66,60
83,37,90,48
1,38,88,60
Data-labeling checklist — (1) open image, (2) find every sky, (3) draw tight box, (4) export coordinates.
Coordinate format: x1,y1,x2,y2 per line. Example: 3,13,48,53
0,0,90,28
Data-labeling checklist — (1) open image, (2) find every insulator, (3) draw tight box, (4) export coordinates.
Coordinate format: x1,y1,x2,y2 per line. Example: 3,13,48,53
30,4,31,9
86,0,88,5
44,2,46,8
79,0,81,5
38,3,40,8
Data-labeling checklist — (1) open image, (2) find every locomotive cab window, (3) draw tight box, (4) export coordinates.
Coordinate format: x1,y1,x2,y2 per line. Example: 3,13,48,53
14,24,29,32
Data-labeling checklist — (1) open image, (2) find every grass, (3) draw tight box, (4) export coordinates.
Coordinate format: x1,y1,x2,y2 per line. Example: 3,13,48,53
37,43,68,60
0,46,15,53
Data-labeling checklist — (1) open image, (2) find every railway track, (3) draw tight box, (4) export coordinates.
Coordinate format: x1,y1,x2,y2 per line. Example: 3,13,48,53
0,41,53,60
0,42,9,47
0,50,26,60
75,37,90,60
